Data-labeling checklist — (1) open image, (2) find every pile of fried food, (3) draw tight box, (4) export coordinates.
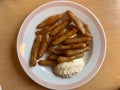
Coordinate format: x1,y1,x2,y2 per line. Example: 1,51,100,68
29,10,92,78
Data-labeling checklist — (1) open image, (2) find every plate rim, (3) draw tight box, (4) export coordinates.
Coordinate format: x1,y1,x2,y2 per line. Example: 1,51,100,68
16,1,107,89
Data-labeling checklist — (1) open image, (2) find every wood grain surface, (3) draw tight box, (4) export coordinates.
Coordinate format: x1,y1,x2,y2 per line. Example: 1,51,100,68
0,0,120,90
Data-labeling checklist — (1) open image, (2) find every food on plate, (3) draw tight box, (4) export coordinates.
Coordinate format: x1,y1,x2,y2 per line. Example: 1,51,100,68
36,23,58,35
51,28,66,42
37,14,62,28
30,35,42,66
47,48,62,55
54,58,84,78
67,24,76,30
57,53,84,63
56,43,87,50
84,24,90,32
38,60,58,66
47,54,58,60
84,31,93,38
50,19,71,36
83,24,93,37
63,37,91,44
29,10,93,78
51,28,77,46
64,47,90,56
66,10,86,34
37,34,50,58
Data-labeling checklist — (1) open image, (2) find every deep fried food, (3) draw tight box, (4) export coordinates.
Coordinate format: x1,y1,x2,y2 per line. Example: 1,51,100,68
37,14,62,28
83,23,93,38
56,43,87,50
30,35,42,66
47,54,58,60
51,29,66,42
64,47,90,56
38,34,50,58
47,48,62,55
50,19,71,36
63,37,91,44
52,28,77,46
48,28,66,46
84,32,93,38
67,24,76,30
57,53,84,63
66,10,86,34
83,24,89,32
38,60,58,66
36,23,58,35
30,10,93,69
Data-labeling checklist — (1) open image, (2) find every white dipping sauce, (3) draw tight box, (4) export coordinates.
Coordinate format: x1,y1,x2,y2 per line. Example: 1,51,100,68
53,58,84,78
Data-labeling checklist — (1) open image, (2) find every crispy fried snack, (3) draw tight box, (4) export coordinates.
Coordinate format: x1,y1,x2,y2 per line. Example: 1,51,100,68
51,29,66,42
50,19,71,36
63,37,91,44
38,34,49,58
48,29,66,46
84,32,93,38
56,43,87,50
66,10,86,34
64,47,90,56
67,24,76,30
36,23,58,35
38,60,58,66
47,54,58,60
83,24,93,38
30,35,42,66
37,14,62,28
30,10,93,67
83,24,89,32
52,28,77,46
57,53,84,63
47,48,62,55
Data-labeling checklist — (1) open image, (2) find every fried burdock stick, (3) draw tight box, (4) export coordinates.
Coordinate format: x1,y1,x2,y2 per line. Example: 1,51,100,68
83,24,93,38
63,37,91,44
38,34,50,58
51,28,66,42
36,23,58,35
38,60,58,66
56,43,87,50
37,14,62,28
66,10,86,34
57,53,84,63
30,35,42,66
47,48,62,55
64,47,90,56
51,28,77,46
46,54,58,60
48,28,66,46
50,19,71,36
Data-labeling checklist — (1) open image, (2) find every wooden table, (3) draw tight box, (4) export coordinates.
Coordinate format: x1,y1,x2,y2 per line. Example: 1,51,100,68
0,0,120,90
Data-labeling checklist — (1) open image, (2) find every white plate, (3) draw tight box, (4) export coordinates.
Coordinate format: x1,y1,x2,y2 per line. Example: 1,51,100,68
17,1,106,89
